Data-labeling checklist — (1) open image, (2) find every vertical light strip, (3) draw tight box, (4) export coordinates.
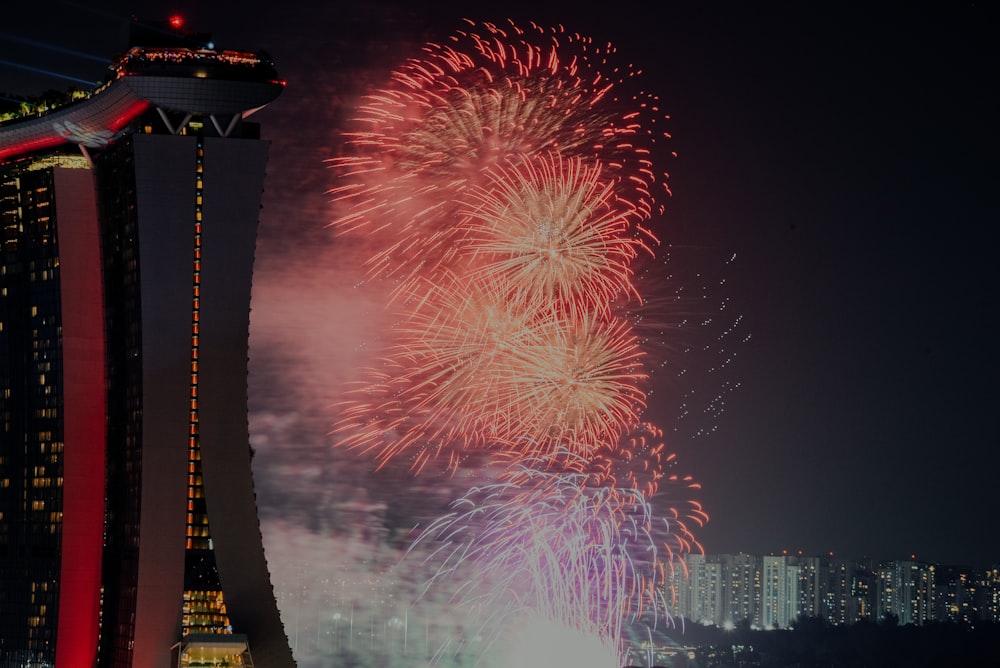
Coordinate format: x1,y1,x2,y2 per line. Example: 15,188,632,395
181,136,232,638
187,139,203,551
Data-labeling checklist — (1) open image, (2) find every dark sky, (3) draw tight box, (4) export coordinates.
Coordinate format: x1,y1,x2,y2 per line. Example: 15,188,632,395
5,0,998,575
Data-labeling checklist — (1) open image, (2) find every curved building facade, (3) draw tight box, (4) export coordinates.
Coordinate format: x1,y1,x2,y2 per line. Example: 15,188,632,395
0,24,294,668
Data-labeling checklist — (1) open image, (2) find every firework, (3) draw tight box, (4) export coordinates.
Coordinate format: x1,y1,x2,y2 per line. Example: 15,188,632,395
498,427,708,564
334,274,648,472
409,457,701,660
586,424,709,574
326,19,669,294
488,311,647,458
460,152,652,315
332,273,540,473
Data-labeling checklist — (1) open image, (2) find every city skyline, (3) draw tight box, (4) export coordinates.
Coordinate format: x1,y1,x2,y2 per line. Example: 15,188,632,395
669,550,999,629
3,1,997,663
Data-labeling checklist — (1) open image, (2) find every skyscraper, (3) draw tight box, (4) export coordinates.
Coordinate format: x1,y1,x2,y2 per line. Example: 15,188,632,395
0,19,294,668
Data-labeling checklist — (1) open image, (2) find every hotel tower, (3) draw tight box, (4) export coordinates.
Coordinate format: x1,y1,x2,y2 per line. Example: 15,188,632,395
0,19,295,668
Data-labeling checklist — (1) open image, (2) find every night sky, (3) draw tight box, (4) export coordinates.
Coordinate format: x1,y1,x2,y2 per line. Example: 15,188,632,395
5,0,997,587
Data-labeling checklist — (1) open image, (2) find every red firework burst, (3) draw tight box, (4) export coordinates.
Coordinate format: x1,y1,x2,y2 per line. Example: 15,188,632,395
326,19,669,294
334,272,647,472
459,152,653,315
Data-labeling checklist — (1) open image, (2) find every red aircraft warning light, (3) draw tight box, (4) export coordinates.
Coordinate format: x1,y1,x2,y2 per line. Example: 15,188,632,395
169,15,184,29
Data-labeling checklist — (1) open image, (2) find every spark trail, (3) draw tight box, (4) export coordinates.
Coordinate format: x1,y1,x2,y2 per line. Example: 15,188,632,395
409,449,704,661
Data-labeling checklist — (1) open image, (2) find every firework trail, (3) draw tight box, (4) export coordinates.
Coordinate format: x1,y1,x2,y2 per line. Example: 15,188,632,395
408,447,703,661
327,17,703,664
497,423,708,564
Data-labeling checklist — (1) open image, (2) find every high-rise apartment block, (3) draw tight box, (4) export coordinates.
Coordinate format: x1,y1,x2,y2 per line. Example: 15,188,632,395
721,553,762,627
761,555,801,629
876,559,935,626
678,553,724,626
0,19,294,668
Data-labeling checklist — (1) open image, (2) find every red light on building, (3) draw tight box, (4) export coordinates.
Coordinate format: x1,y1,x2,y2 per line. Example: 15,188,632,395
169,15,184,29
